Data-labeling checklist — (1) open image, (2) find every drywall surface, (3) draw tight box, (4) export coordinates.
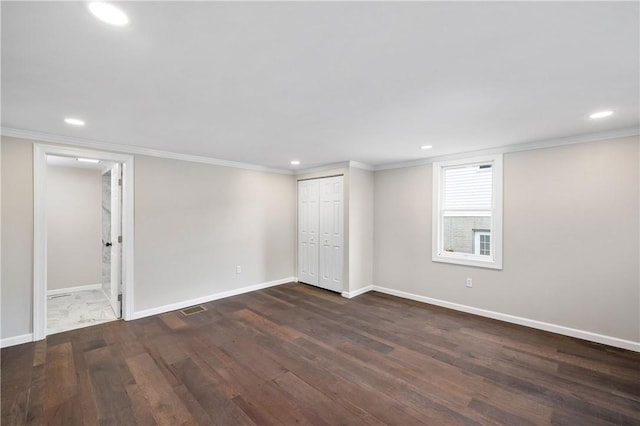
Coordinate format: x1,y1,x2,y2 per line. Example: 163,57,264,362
46,165,102,290
1,137,33,338
133,155,296,311
374,136,640,342
0,136,296,341
348,167,374,293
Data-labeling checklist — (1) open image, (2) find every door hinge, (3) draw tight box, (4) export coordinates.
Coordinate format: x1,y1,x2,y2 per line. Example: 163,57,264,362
118,178,122,186
117,235,122,243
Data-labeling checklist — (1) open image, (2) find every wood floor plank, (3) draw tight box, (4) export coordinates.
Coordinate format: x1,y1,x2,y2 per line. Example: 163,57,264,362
1,344,34,426
2,283,639,425
170,357,255,425
125,353,197,426
23,364,45,425
159,312,189,330
273,371,385,426
84,345,138,426
184,334,326,425
43,342,77,411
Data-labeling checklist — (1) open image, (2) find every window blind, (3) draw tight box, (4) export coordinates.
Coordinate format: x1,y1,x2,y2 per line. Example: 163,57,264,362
443,164,492,210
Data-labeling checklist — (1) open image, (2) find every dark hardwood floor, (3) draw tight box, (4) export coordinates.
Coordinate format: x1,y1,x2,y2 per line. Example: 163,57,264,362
2,282,639,425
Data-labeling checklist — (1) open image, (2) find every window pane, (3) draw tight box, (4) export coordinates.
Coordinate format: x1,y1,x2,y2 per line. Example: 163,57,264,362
443,216,491,254
479,234,490,256
443,164,492,210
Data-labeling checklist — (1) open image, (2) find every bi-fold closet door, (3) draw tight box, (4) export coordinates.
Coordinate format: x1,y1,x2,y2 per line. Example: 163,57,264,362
297,176,344,293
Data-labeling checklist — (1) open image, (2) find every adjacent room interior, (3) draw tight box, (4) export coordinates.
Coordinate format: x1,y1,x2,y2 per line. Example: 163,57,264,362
1,1,639,425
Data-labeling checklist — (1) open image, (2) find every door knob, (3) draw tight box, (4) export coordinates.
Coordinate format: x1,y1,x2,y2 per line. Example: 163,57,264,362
105,242,113,247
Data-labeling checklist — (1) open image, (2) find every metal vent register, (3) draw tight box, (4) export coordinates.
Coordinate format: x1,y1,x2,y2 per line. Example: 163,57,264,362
180,305,207,316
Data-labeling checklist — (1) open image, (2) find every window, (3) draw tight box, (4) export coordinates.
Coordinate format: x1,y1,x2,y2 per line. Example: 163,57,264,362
432,155,503,269
473,230,491,256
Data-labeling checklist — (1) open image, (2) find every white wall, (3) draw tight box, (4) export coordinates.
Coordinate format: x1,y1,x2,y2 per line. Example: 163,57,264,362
133,155,296,312
46,165,102,290
374,136,640,344
3,134,639,348
1,138,33,339
1,136,297,341
348,167,374,293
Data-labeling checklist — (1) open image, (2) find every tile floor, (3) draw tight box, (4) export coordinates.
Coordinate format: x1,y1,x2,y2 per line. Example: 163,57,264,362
47,289,118,335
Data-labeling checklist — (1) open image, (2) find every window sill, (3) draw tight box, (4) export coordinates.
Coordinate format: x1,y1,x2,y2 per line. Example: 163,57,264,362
432,255,502,270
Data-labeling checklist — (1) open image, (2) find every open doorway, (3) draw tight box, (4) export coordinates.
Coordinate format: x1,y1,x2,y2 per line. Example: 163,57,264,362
45,155,122,334
33,144,134,341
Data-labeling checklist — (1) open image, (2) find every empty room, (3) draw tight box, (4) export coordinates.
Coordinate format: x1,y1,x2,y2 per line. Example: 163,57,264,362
1,1,639,425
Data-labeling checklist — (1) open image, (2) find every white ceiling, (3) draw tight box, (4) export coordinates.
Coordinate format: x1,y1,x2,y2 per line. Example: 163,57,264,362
2,1,639,171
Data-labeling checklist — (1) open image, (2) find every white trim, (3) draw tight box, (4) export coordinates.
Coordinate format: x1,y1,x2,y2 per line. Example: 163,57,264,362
33,144,135,341
7,127,635,176
1,333,34,348
371,285,640,352
130,277,295,320
341,285,373,299
47,283,102,296
296,161,351,176
33,145,47,341
295,160,374,176
2,127,293,175
349,161,374,171
374,127,640,171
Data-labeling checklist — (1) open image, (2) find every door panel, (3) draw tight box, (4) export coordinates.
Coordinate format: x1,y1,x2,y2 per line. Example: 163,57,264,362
101,164,122,318
298,176,343,293
101,170,112,301
297,179,319,285
109,164,122,318
318,176,343,292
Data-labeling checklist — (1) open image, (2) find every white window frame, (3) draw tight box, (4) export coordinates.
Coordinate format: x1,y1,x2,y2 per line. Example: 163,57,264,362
432,154,503,269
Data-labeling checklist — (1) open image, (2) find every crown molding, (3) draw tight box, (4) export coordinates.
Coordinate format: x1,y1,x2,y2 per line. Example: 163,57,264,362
374,127,640,171
349,160,374,171
0,127,294,175
4,126,637,175
295,160,374,176
295,161,351,176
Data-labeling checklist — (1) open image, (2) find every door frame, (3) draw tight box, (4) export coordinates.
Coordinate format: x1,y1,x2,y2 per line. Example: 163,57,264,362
296,174,345,293
33,144,135,341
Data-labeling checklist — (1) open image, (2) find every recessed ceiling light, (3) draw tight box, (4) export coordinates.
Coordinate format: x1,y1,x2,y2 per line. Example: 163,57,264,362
589,110,613,119
64,117,85,126
290,160,301,165
77,158,101,164
420,145,433,150
88,2,129,26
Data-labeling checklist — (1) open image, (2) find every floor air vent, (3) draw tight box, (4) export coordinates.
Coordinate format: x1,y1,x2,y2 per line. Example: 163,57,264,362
180,305,206,316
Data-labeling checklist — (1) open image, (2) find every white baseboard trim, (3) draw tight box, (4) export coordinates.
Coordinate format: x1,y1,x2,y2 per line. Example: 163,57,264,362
342,285,373,299
47,283,102,296
372,285,640,353
130,277,296,320
1,333,34,348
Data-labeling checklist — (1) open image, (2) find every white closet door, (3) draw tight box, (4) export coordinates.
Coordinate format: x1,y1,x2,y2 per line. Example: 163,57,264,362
318,176,344,292
297,179,319,285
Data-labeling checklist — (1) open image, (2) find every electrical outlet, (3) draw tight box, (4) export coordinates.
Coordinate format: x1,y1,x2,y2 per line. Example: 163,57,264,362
466,278,473,288
236,265,242,274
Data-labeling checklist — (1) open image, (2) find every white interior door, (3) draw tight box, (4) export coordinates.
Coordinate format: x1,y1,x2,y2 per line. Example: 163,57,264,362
101,170,112,305
109,164,122,317
318,176,344,292
297,179,319,285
